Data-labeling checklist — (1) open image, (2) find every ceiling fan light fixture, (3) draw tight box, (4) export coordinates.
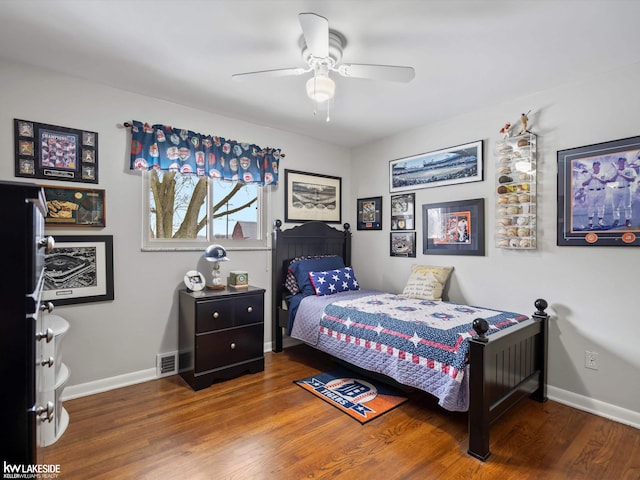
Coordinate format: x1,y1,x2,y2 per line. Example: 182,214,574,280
306,75,335,103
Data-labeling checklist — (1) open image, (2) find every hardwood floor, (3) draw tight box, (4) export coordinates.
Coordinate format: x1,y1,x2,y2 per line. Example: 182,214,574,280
44,345,639,479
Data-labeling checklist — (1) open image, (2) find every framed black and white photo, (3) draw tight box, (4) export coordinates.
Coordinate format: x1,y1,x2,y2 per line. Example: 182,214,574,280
422,198,485,256
389,140,483,193
390,231,416,257
557,135,640,246
357,196,382,230
14,119,99,184
42,235,114,306
390,193,415,230
284,169,341,223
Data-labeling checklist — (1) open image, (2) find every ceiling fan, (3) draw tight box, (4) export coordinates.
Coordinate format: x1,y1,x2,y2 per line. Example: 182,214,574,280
232,12,415,121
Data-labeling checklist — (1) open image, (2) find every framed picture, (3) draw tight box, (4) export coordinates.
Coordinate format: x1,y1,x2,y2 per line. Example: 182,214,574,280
557,135,640,246
14,119,98,184
357,196,382,230
422,198,485,256
390,231,416,257
43,185,106,227
285,169,341,223
389,140,483,193
391,193,415,230
42,235,114,306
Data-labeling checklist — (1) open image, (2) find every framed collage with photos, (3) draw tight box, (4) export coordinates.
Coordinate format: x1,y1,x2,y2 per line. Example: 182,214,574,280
14,119,99,184
422,198,485,256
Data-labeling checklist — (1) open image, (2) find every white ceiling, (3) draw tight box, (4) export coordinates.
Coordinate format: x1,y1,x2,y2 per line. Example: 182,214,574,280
1,0,639,148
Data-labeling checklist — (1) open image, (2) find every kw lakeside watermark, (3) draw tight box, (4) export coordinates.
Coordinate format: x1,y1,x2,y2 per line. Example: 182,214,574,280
3,461,60,479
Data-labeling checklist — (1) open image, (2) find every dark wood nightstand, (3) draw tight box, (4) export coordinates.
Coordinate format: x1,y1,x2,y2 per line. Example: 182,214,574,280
178,286,265,390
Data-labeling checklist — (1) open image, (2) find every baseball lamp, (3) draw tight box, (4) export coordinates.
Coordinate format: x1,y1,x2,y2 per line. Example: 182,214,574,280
204,244,229,290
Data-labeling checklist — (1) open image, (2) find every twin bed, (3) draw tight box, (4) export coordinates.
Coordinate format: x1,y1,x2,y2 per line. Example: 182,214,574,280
271,220,549,461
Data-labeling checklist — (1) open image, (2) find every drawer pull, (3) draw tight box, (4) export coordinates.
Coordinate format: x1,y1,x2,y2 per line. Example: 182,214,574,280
36,328,53,343
247,306,253,313
230,342,236,350
41,356,54,368
213,312,219,319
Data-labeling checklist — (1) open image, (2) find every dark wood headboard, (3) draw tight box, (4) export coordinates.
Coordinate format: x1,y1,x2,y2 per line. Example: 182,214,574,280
271,219,351,352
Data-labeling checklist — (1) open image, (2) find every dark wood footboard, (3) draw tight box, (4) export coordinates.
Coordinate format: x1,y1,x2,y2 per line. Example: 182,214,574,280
467,299,550,461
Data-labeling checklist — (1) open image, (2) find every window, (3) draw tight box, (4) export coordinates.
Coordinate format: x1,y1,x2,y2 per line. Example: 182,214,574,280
141,170,267,251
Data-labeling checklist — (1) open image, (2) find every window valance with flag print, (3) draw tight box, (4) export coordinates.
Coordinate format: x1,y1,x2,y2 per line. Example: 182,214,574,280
129,120,281,186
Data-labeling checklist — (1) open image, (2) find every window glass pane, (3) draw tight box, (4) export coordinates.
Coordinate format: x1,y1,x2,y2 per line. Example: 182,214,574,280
142,170,266,251
148,170,209,240
211,181,260,240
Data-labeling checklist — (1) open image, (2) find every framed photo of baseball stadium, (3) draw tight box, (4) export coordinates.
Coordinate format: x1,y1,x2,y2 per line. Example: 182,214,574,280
557,135,640,247
390,231,416,257
389,140,483,193
284,169,341,223
42,235,114,306
422,198,485,256
42,185,106,227
14,119,99,184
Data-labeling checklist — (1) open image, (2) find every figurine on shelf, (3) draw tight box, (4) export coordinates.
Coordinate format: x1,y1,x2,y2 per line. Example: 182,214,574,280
499,122,511,139
519,110,531,135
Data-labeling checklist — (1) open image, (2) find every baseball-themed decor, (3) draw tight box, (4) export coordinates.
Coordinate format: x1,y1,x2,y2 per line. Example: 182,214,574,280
557,135,640,246
183,270,206,292
422,198,485,256
228,271,248,288
294,368,408,424
14,119,98,184
128,120,281,186
42,185,106,228
389,140,483,193
356,196,382,230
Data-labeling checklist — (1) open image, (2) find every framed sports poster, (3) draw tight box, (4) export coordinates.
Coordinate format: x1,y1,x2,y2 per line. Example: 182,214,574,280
557,135,640,246
42,185,106,227
14,119,98,184
422,198,485,256
357,196,382,230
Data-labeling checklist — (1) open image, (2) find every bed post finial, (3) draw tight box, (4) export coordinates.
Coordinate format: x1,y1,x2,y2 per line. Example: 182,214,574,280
534,298,548,316
472,318,490,343
274,219,282,232
343,222,351,232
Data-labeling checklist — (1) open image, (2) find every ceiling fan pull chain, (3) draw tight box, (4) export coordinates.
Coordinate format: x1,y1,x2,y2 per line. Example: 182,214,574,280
326,100,331,123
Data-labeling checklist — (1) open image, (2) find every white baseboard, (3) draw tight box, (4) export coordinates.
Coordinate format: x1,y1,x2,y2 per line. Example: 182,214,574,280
61,368,156,401
548,385,639,429
62,357,638,431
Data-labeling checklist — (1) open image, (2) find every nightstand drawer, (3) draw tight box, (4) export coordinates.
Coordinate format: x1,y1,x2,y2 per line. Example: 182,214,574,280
196,300,234,332
196,324,263,372
234,294,264,326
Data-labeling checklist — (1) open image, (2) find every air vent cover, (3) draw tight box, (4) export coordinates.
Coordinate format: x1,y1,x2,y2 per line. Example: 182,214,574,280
156,351,178,377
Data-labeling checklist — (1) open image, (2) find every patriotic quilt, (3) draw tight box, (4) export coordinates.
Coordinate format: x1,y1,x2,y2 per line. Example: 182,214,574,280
290,292,528,411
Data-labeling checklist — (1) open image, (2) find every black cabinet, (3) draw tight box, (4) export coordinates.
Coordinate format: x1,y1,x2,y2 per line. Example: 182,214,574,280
0,181,52,465
179,286,265,390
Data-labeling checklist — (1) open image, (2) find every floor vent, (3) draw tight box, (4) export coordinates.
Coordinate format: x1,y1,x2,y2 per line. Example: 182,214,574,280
156,351,178,377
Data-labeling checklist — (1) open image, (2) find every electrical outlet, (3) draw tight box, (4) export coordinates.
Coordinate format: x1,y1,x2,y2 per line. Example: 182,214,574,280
585,350,599,370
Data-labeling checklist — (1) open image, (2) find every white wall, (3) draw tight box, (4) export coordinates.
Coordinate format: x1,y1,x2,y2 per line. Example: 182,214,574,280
2,58,638,427
350,62,640,423
0,60,351,390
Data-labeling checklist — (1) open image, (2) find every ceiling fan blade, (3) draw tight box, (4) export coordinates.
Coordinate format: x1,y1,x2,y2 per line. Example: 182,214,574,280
337,64,415,83
232,67,309,81
299,12,329,58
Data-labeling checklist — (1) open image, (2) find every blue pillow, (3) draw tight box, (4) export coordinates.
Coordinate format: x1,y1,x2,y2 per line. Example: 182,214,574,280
289,256,345,296
309,266,359,296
